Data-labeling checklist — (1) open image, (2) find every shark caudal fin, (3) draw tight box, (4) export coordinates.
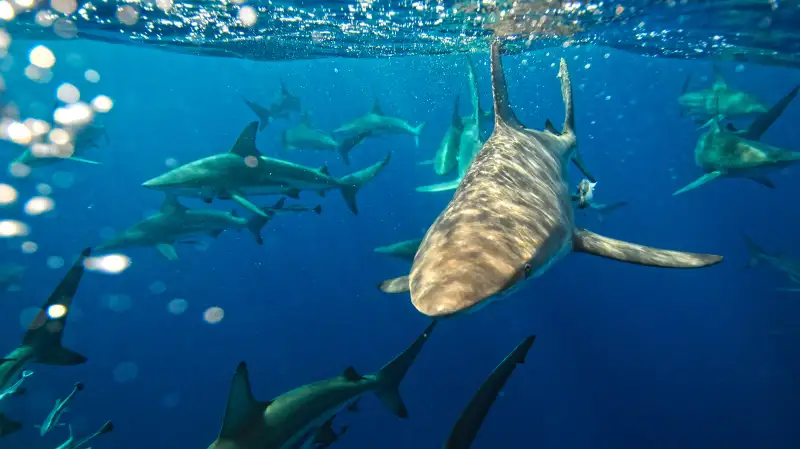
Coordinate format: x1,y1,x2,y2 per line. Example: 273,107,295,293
444,335,536,449
372,321,436,418
416,178,461,193
72,420,113,448
337,132,370,166
217,362,268,441
742,233,768,268
248,198,285,245
572,228,723,268
242,98,271,131
0,413,22,437
23,248,90,366
337,153,392,215
412,122,427,148
741,86,799,141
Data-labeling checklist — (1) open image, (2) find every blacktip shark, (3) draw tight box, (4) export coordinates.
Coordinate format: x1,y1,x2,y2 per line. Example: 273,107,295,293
334,99,427,148
444,335,535,449
673,85,800,196
374,238,424,262
281,112,369,165
243,81,302,131
744,234,800,292
141,122,391,216
96,195,284,260
678,65,768,121
207,321,436,449
11,124,107,169
0,248,90,437
38,382,84,436
379,41,722,318
54,421,113,449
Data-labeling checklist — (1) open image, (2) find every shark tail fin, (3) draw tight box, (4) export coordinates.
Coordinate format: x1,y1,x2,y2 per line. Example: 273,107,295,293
412,122,427,148
573,228,723,268
72,421,113,448
374,321,436,418
337,153,392,215
242,98,270,130
743,85,799,141
248,198,284,245
415,178,460,193
23,248,90,366
0,413,22,437
337,132,369,166
743,233,767,268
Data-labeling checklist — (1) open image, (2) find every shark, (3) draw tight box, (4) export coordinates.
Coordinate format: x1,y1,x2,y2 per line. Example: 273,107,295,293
310,416,348,449
430,95,464,176
282,112,368,165
678,65,768,121
444,335,535,449
243,81,302,131
0,248,90,437
265,202,322,216
206,321,436,449
333,99,426,148
673,85,800,196
96,195,284,260
39,382,84,436
374,238,424,262
11,124,107,169
141,122,392,216
54,421,113,449
744,234,800,292
379,41,723,317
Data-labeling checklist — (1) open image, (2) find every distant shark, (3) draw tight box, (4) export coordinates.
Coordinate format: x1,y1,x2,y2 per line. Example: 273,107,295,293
38,382,83,436
206,322,436,449
428,95,464,176
379,41,722,318
744,234,800,292
281,112,368,165
0,248,91,437
334,99,426,148
374,238,424,262
54,421,113,449
243,80,302,131
11,124,107,169
443,335,535,449
141,122,391,216
673,85,800,196
678,65,768,121
97,195,283,260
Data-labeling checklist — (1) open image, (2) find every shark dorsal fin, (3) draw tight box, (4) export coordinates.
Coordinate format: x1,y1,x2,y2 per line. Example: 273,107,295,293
725,123,738,132
371,99,384,116
161,195,187,214
711,63,727,91
319,165,330,176
231,209,239,218
489,40,522,129
341,366,363,382
300,111,311,125
544,118,560,135
219,362,265,439
451,95,461,126
230,122,261,158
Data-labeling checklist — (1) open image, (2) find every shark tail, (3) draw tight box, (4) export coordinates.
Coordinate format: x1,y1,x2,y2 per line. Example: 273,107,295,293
73,420,113,448
248,198,285,245
242,98,270,131
416,178,460,193
23,248,90,366
412,122,427,148
0,413,22,437
337,132,369,166
337,153,392,215
373,321,436,418
743,233,767,268
744,85,799,140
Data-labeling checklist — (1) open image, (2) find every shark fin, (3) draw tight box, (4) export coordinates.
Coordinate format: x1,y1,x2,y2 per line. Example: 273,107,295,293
247,198,283,245
747,176,775,189
337,152,392,215
416,178,460,193
0,414,22,437
742,85,799,140
242,99,270,129
377,275,410,293
156,243,179,261
557,57,576,138
231,193,268,217
337,132,368,166
489,40,522,129
160,195,187,214
743,233,767,268
673,171,724,196
318,165,330,176
571,149,596,182
313,417,339,445
412,122,427,148
230,122,262,158
451,95,461,126
374,321,436,419
341,366,363,382
371,98,384,116
347,400,360,412
24,248,90,366
72,421,113,448
67,157,101,165
544,118,559,134
219,362,266,440
572,228,723,268
284,189,300,199
312,205,322,215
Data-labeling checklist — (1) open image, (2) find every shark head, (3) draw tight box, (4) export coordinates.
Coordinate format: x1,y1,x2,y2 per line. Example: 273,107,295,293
142,161,211,192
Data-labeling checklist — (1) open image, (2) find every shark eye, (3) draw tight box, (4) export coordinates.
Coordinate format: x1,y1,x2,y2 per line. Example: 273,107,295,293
523,264,532,278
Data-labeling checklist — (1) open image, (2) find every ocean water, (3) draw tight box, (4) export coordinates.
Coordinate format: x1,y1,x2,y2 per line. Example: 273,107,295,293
1,3,800,449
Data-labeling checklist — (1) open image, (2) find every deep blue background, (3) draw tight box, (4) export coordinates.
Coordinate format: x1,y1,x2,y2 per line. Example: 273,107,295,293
1,40,800,449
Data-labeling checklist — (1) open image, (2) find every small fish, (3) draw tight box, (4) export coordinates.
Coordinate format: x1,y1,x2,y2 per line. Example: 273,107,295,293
0,370,32,401
39,382,84,436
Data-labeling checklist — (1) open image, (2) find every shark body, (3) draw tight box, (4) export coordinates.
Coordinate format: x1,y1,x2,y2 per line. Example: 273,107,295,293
334,100,426,148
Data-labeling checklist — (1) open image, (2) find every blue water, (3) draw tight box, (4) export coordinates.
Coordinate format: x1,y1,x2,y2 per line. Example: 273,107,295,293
1,39,800,449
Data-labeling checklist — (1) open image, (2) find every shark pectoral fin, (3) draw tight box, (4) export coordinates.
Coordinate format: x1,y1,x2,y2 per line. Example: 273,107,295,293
156,243,179,261
378,275,410,293
35,346,87,366
11,387,25,397
747,176,776,189
573,228,723,268
219,362,267,440
416,178,460,193
231,193,268,217
672,171,724,196
67,157,101,165
312,418,338,445
347,399,360,413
